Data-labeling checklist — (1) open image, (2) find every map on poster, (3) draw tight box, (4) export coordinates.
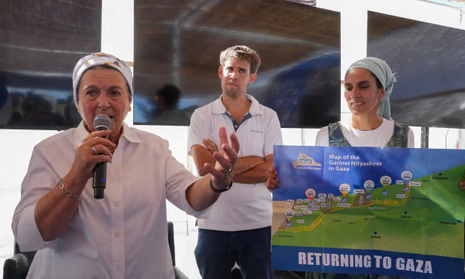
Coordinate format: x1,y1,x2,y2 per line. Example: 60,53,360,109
272,146,465,279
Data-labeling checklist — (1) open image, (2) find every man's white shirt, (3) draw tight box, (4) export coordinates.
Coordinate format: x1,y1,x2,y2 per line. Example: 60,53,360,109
188,95,283,231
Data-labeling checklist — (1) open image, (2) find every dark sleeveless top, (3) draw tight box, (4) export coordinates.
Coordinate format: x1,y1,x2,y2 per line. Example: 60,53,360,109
328,121,409,148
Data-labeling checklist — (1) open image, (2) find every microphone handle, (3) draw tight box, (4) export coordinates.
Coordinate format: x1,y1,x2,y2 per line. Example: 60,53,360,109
93,162,107,199
92,132,109,199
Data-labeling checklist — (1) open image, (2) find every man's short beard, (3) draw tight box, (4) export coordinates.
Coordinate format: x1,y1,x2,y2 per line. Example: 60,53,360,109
224,88,242,99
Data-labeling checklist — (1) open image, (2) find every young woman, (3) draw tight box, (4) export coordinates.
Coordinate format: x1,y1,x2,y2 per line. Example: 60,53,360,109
315,57,413,149
268,57,413,279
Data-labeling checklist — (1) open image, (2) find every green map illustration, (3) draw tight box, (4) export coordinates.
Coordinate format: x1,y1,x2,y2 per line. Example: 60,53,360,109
272,165,465,259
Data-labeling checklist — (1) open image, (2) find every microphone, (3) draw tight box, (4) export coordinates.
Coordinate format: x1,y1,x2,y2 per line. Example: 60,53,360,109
93,114,112,199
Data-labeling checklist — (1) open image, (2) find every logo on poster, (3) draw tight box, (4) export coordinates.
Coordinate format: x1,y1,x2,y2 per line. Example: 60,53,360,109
293,153,322,170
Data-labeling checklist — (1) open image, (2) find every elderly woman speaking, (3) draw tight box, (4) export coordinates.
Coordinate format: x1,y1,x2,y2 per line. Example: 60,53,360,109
12,53,239,279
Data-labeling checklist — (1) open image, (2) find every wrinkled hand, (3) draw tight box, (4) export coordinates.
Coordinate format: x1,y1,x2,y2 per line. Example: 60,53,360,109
204,127,240,190
203,138,218,154
68,130,116,182
265,167,280,192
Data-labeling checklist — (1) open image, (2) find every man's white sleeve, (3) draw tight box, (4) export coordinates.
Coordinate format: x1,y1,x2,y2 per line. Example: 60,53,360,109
264,111,283,156
188,109,209,156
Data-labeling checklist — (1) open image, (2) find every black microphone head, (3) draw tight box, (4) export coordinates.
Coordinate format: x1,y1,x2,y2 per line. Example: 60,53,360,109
93,114,112,131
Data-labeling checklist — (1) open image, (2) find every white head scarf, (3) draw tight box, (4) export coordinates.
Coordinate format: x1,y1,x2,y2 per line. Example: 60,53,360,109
72,53,133,107
347,57,396,120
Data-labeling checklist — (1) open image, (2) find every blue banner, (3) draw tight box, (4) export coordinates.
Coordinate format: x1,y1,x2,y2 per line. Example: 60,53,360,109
273,246,461,278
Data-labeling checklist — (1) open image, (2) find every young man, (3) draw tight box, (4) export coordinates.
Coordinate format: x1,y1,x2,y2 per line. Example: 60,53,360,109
188,45,283,279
